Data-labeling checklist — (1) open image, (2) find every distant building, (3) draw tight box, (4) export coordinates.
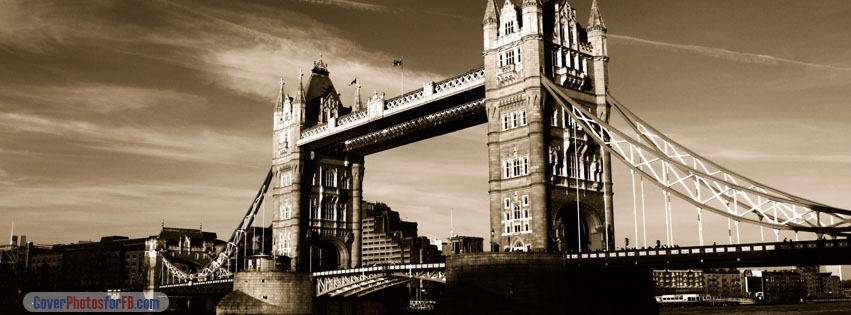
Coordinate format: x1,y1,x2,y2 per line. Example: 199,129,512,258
821,272,841,296
796,266,842,298
4,226,231,292
445,236,484,256
360,202,440,265
762,270,805,303
653,269,704,295
703,268,744,297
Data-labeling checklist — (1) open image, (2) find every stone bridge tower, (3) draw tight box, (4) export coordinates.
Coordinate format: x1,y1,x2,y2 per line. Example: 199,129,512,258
271,58,364,272
484,0,614,253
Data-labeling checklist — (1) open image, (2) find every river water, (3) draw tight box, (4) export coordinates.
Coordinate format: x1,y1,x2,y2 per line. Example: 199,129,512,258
660,302,851,314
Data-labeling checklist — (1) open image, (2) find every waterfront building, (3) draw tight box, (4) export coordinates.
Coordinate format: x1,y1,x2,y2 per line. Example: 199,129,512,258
703,268,744,297
445,236,484,256
653,269,704,294
762,270,805,303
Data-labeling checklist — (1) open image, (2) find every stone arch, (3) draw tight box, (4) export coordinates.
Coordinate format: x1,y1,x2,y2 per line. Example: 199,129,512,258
553,202,602,253
307,237,350,271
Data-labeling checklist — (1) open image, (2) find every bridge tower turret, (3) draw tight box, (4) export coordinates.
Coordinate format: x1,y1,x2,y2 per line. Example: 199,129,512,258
272,59,363,272
484,0,614,253
271,71,306,272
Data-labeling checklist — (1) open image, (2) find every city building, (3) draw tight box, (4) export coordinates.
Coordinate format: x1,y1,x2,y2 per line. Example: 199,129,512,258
1,226,232,294
703,268,744,297
762,270,805,304
445,236,484,256
653,269,704,295
360,202,440,266
796,266,842,298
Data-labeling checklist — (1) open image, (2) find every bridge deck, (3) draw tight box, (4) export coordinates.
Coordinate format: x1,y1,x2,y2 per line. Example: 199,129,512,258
297,69,484,154
562,239,850,269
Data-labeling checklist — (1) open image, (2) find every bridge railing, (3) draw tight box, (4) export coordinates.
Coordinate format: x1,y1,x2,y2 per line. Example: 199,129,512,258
298,67,484,144
159,278,233,289
563,239,849,261
312,263,446,277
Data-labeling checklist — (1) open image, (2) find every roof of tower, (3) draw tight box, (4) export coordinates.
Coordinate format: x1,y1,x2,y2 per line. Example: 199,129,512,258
274,78,285,112
483,0,499,24
588,0,606,31
294,69,306,104
305,65,341,106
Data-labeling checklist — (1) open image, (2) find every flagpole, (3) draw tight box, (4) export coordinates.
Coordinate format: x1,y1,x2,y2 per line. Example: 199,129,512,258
400,56,404,96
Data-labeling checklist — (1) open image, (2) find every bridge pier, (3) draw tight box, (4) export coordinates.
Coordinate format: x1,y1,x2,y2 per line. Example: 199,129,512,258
216,271,314,315
438,253,658,314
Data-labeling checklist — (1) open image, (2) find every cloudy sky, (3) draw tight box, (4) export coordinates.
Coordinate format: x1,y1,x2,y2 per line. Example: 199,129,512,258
2,0,851,269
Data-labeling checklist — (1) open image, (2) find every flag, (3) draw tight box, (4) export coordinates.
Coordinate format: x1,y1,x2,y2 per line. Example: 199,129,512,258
393,58,403,67
349,78,358,86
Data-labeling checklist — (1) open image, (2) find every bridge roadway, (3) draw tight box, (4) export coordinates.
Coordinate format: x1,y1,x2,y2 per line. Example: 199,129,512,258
566,238,851,269
296,68,485,155
154,239,850,298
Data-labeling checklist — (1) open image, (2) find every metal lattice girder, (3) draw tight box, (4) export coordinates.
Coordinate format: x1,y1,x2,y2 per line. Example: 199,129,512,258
390,270,446,283
350,278,412,297
299,68,485,144
541,77,851,235
160,168,273,282
313,263,446,297
316,273,382,297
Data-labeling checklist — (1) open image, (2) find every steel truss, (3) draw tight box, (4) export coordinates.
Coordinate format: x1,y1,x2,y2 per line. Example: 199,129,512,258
160,168,274,283
541,77,851,237
314,264,446,297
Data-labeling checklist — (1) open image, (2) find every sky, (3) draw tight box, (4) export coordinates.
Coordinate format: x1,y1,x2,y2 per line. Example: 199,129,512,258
2,0,851,274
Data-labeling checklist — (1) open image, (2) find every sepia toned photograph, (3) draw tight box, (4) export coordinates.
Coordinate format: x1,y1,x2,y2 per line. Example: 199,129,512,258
1,0,851,314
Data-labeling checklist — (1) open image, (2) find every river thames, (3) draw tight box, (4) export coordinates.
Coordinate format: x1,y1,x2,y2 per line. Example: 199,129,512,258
660,302,851,314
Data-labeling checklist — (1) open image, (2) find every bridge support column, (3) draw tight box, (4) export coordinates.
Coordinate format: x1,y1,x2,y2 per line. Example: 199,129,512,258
216,271,314,315
350,158,365,268
143,237,159,293
440,253,657,314
527,89,551,251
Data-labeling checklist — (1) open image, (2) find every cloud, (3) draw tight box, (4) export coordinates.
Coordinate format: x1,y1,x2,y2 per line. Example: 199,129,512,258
295,0,388,12
0,113,265,165
610,34,851,74
0,182,251,208
0,84,207,114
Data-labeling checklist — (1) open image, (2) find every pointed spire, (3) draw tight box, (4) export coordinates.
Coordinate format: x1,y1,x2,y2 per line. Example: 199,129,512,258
294,68,306,104
588,0,606,32
483,0,499,25
275,77,285,112
354,80,363,112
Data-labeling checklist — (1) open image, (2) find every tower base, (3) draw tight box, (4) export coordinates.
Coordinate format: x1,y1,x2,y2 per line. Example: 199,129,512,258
216,271,314,315
438,252,658,314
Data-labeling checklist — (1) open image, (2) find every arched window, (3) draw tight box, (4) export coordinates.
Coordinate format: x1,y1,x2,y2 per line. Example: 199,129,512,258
513,159,521,177
502,116,509,130
324,169,336,188
522,157,529,175
513,205,521,221
520,111,527,126
504,161,511,179
504,20,515,35
322,202,334,220
552,109,559,126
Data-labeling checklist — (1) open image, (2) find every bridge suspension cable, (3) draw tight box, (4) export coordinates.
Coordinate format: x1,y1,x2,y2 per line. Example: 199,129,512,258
541,77,851,239
160,168,274,282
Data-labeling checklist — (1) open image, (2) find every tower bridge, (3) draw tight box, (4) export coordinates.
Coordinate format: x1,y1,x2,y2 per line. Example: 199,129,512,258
131,1,851,313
